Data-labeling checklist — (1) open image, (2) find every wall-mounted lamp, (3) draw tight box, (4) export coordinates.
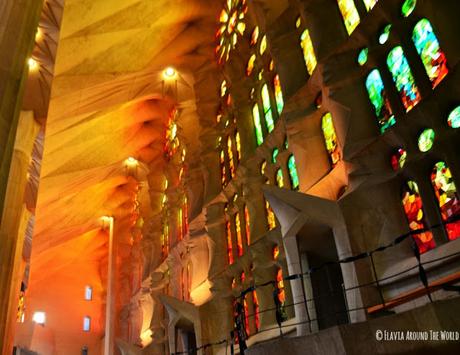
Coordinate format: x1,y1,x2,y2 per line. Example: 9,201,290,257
28,58,39,72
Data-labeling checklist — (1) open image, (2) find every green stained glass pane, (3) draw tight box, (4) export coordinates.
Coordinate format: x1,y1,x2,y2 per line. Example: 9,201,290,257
322,113,340,166
418,128,435,152
412,19,448,89
272,148,279,163
337,0,360,35
274,74,284,115
276,168,284,188
358,48,368,66
401,0,416,17
379,24,392,44
447,106,460,128
284,137,289,149
300,29,317,75
288,155,300,190
387,46,421,112
252,104,264,145
366,69,395,133
363,0,378,11
261,84,275,133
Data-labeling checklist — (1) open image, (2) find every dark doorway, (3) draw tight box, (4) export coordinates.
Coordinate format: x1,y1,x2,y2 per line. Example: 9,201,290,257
175,319,197,355
297,223,348,330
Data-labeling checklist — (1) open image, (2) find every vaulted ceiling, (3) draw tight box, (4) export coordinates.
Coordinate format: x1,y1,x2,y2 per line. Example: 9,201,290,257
23,0,223,345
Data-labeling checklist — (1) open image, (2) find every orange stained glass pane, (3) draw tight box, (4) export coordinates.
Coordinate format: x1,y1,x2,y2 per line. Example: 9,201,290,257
235,212,244,256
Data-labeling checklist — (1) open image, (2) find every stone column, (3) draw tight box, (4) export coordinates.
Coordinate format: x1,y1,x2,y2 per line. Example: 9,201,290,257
300,253,318,332
0,111,40,354
282,234,309,336
0,0,43,352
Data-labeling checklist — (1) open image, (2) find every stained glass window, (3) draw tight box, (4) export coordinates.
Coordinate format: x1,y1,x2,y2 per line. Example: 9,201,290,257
447,106,460,128
401,180,435,253
274,74,284,115
288,155,300,190
379,24,392,44
226,219,234,264
300,29,317,75
402,0,416,17
431,162,460,241
296,16,302,29
260,35,267,55
247,54,256,76
162,223,169,257
272,148,279,163
358,48,368,66
412,19,448,89
276,169,284,188
276,268,286,304
366,69,396,133
220,149,227,185
251,26,259,46
260,160,267,175
273,245,280,260
363,0,378,11
244,297,250,336
252,103,264,145
391,148,407,171
337,0,360,35
262,84,275,133
183,197,189,237
216,0,248,63
221,80,228,97
253,291,260,331
244,205,251,245
178,208,183,241
322,113,340,167
235,212,244,256
266,200,276,230
418,128,435,152
387,46,421,112
235,131,242,162
227,136,235,178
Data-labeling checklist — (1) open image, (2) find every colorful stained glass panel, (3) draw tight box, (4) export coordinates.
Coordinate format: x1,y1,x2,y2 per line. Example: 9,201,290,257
288,155,300,190
261,84,275,133
387,46,421,112
366,69,396,133
300,29,317,75
412,19,448,88
337,0,360,35
418,128,435,152
402,180,436,253
322,113,340,166
431,162,460,241
252,104,264,145
447,106,460,128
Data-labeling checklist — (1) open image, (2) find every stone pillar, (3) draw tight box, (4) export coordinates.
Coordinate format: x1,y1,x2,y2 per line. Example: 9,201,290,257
282,234,309,336
300,253,318,332
0,111,40,354
104,217,115,355
0,1,43,352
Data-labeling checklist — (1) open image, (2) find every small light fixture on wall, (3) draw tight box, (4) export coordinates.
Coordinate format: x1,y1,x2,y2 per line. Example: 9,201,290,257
32,311,46,326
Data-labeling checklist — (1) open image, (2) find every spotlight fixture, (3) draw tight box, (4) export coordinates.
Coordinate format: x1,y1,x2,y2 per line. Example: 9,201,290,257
28,58,39,71
163,67,176,79
32,311,46,325
125,157,139,166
